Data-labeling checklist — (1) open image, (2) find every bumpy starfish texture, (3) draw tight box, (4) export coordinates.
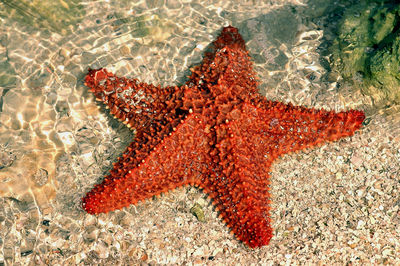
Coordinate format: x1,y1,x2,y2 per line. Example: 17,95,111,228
82,26,365,248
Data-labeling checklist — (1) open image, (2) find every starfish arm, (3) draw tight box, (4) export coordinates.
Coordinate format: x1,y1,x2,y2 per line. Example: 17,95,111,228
187,26,259,98
202,102,364,248
200,107,274,248
246,101,365,158
85,68,186,133
82,114,212,214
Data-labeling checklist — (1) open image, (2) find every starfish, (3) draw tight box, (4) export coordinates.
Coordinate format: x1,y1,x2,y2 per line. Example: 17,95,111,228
82,26,365,248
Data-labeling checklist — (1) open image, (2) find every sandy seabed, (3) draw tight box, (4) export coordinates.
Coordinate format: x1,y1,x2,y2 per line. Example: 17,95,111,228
0,0,399,264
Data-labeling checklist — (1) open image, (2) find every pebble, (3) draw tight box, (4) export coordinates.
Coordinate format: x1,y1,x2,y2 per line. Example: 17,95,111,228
0,148,15,169
32,168,49,187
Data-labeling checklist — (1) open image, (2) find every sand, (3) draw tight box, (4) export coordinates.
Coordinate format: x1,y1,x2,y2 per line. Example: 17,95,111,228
0,0,399,264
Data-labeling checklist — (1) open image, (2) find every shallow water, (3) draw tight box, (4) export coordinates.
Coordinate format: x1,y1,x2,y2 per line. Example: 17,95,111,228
0,0,399,264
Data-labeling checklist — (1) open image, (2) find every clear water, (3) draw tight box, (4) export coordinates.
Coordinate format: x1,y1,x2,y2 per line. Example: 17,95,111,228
0,0,399,264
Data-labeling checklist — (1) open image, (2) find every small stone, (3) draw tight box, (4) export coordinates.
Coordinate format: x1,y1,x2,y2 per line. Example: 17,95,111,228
119,45,130,56
84,215,97,227
83,226,99,243
190,203,205,222
59,48,71,59
0,148,15,169
165,0,182,9
95,241,109,259
351,152,363,168
32,168,48,187
357,220,365,229
58,132,75,147
382,248,392,257
141,253,148,261
55,100,70,117
370,216,376,224
335,171,343,179
193,246,205,256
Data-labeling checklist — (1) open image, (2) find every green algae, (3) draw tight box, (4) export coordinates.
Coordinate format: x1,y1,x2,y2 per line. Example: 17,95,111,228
0,0,85,35
331,0,400,107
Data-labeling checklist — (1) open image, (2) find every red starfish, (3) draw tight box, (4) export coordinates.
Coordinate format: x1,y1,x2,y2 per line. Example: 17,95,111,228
82,26,365,248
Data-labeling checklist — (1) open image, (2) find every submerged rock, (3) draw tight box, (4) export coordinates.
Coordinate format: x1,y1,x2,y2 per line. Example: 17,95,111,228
331,0,400,107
